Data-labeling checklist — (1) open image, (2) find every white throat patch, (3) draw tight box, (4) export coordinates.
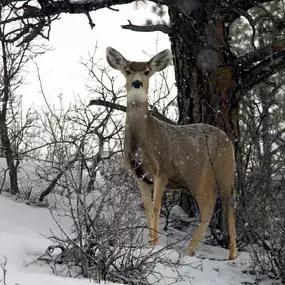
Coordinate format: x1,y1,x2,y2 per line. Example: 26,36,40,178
127,88,148,103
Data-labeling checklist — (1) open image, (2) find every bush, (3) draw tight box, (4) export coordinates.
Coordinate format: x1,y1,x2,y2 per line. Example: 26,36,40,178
44,158,183,284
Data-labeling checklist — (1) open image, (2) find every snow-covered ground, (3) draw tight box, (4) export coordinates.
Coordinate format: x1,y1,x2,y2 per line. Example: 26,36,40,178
0,160,277,285
0,194,92,285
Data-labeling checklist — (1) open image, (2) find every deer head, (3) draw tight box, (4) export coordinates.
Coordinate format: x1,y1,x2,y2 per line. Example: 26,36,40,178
106,47,172,101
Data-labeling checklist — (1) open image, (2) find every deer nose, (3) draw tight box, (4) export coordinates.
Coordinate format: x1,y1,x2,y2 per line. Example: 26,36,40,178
132,80,143,89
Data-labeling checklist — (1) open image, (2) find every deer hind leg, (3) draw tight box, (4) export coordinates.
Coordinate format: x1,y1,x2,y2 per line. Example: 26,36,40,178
222,194,237,260
184,187,217,256
139,181,154,244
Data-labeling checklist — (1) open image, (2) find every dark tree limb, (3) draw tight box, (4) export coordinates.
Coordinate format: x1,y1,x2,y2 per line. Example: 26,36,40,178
239,50,285,92
235,38,285,68
85,11,95,29
1,0,136,23
1,0,279,47
89,99,126,112
1,0,278,26
121,20,173,35
89,99,175,124
151,107,175,125
39,170,64,202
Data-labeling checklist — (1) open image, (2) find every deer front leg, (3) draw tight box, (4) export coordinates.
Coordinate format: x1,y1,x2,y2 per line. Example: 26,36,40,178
139,181,154,244
152,174,168,246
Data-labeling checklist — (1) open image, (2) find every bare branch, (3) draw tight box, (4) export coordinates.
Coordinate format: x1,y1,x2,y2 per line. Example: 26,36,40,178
121,20,173,35
89,99,175,124
0,1,135,23
85,11,95,29
89,99,126,112
151,107,175,124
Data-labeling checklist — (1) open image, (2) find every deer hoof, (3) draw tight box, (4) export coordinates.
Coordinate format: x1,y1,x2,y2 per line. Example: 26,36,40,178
228,250,238,260
149,239,160,246
183,248,195,256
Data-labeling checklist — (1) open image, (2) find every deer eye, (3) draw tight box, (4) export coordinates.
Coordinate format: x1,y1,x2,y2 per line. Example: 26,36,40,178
144,70,150,76
126,70,131,75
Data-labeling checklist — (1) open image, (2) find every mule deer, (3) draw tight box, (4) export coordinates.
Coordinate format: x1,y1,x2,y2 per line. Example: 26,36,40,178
106,47,237,260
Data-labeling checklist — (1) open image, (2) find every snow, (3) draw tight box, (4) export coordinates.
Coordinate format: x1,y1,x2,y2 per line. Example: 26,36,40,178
0,161,276,285
0,193,256,285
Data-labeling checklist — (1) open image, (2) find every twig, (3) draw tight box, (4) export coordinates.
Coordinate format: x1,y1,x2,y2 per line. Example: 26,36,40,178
0,256,8,285
85,12,95,29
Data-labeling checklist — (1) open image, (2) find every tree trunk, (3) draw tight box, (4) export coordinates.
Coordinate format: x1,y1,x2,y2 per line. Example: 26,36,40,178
0,37,19,195
39,170,64,202
168,5,240,244
0,120,19,194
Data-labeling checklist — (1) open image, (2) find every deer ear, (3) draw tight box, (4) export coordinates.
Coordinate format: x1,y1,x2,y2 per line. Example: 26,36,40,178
149,49,172,72
106,47,127,71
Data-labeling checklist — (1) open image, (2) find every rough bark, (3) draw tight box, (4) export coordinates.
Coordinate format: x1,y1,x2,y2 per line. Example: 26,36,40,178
169,6,239,135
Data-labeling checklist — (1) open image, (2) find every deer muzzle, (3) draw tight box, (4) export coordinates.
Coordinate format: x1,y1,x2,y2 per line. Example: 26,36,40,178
131,80,143,89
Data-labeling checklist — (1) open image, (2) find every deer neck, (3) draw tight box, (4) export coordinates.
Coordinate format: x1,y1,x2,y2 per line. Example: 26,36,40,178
125,88,149,144
126,88,149,124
